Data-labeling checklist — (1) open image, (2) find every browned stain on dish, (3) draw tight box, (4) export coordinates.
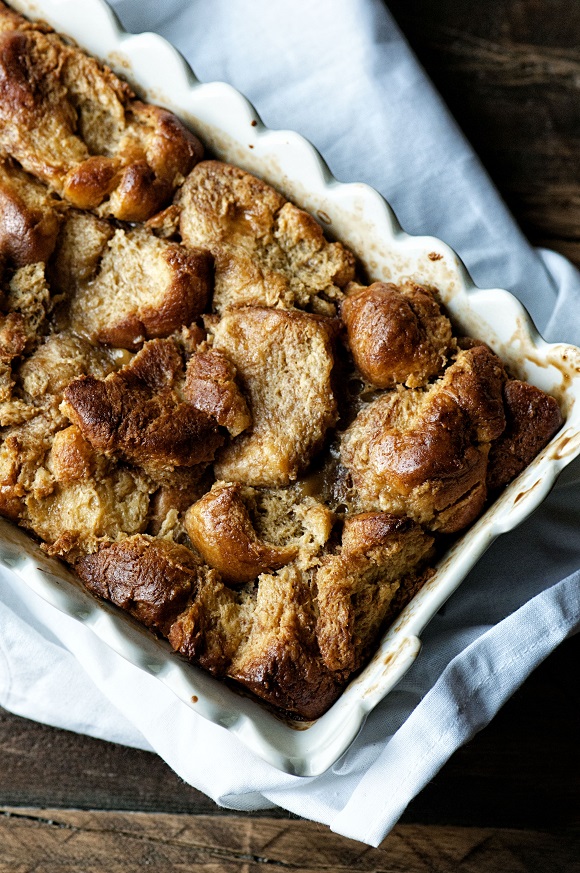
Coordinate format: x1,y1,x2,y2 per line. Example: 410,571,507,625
428,252,443,261
514,480,540,504
191,695,198,703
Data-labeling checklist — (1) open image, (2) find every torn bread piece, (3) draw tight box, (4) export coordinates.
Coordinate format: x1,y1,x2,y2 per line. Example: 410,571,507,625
178,160,355,315
211,306,339,486
316,512,434,673
63,338,225,480
341,345,507,532
184,482,298,585
0,2,203,220
66,226,211,350
0,158,62,267
487,379,562,491
184,348,251,438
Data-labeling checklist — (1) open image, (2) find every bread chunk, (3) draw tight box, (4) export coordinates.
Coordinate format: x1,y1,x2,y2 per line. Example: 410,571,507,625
178,161,355,315
50,209,114,294
342,281,454,388
63,338,224,479
66,227,211,349
0,3,203,219
0,262,53,425
3,262,50,345
341,346,507,532
18,331,117,410
184,348,251,438
316,513,434,672
77,532,253,675
229,564,343,719
0,159,62,267
76,535,207,635
487,379,562,491
184,482,297,585
212,307,338,486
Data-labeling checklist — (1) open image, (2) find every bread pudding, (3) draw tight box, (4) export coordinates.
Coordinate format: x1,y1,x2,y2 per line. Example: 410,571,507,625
0,1,563,719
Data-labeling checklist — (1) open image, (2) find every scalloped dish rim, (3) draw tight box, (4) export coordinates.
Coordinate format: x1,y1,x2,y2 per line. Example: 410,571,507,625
1,0,580,776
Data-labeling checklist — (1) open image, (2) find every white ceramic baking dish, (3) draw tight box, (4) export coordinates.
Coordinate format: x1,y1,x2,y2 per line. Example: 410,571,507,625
2,0,580,776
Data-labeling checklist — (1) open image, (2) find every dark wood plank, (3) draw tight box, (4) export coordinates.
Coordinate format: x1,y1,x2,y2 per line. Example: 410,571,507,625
388,0,580,265
0,634,578,828
0,809,578,872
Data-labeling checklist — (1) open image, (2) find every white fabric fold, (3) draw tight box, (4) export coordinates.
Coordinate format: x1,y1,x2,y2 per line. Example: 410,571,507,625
1,0,579,846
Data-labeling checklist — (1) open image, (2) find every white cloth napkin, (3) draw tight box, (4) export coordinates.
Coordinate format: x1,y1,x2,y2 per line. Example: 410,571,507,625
1,0,579,847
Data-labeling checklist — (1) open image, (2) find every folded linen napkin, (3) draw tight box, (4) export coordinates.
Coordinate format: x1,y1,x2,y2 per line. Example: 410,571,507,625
1,0,579,847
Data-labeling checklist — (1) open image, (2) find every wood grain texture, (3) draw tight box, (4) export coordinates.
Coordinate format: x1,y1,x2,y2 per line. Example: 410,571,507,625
388,0,580,265
0,809,578,873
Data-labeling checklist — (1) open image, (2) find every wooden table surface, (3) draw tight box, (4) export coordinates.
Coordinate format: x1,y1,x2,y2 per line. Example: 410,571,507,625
2,1,580,870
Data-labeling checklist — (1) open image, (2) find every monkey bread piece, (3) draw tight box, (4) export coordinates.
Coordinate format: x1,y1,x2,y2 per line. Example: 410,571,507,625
184,482,298,585
228,564,344,719
63,338,225,479
178,161,355,315
341,346,507,533
184,349,251,438
66,227,211,350
211,307,339,487
316,512,434,673
0,159,62,267
487,379,562,491
0,3,203,220
342,281,454,388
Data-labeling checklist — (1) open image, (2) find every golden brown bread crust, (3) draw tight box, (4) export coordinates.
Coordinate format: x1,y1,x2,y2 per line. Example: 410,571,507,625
341,346,507,532
178,160,355,315
228,565,343,719
184,349,251,438
0,3,203,220
0,159,61,267
184,482,297,585
487,379,562,491
63,338,225,478
211,306,339,486
76,535,205,636
342,281,454,388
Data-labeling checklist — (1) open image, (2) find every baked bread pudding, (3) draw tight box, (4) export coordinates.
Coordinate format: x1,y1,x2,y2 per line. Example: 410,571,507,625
0,2,563,719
